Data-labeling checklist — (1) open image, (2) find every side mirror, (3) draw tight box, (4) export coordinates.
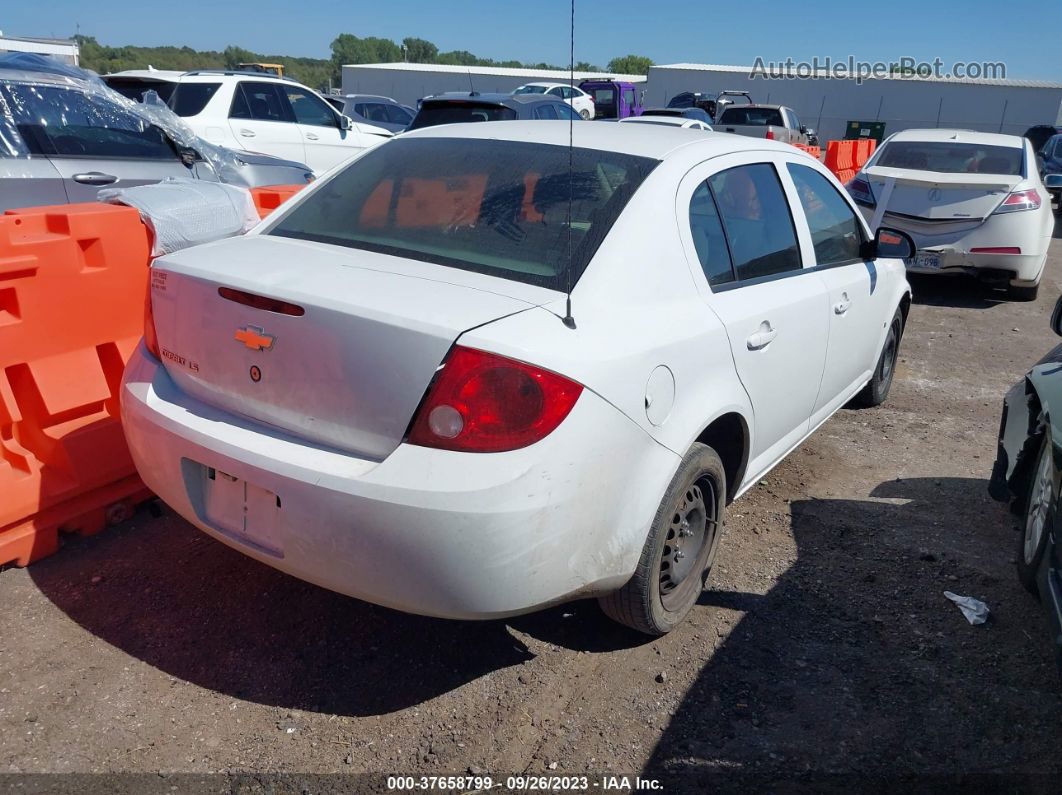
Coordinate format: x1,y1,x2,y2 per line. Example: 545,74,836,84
1052,295,1062,337
1044,174,1062,190
339,114,354,131
862,226,916,260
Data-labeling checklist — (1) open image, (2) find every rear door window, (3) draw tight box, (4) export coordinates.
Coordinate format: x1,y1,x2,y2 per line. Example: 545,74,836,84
269,137,658,290
707,163,802,282
534,104,559,120
787,164,864,266
168,82,220,116
3,84,178,160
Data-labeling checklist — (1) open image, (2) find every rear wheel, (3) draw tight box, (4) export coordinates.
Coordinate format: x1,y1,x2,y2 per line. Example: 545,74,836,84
1018,432,1054,595
852,307,903,408
599,443,725,635
579,108,591,120
1008,282,1040,302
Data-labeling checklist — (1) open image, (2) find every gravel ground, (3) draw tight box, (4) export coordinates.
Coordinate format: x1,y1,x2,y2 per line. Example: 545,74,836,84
2,225,1062,794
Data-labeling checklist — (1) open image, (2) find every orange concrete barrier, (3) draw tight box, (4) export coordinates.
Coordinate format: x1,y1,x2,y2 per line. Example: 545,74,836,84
835,169,858,186
249,184,306,219
0,203,153,566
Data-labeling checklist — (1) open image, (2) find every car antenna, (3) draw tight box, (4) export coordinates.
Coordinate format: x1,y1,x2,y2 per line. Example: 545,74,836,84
561,0,577,330
466,69,477,96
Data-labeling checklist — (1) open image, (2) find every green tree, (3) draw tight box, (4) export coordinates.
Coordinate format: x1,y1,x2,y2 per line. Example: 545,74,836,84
222,46,257,69
436,49,480,66
402,37,438,64
607,54,654,75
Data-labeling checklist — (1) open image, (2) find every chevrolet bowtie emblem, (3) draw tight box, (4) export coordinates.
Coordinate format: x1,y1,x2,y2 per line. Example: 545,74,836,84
234,325,276,352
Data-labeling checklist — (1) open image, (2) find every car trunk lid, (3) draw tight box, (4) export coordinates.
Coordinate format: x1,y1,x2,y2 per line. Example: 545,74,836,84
150,235,548,460
864,165,1021,223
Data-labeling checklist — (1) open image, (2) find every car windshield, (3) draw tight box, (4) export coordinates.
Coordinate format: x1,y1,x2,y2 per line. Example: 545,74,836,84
269,137,658,290
408,102,518,130
718,107,784,126
514,85,548,95
877,141,1024,175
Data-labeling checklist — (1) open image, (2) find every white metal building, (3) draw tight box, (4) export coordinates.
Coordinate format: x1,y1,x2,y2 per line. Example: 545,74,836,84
0,33,79,65
646,63,1062,142
341,62,645,107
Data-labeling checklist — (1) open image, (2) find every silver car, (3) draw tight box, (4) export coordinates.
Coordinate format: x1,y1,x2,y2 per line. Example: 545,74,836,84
0,66,313,211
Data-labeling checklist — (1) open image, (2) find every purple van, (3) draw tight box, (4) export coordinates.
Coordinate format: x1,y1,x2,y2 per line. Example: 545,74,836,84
578,80,643,120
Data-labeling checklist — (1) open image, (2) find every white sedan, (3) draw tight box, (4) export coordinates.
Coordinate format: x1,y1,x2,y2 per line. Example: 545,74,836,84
513,82,595,119
123,123,912,634
847,129,1054,300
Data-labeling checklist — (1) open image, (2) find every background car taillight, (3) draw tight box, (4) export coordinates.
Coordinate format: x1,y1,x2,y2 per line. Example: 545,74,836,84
407,346,583,453
993,188,1042,214
765,129,775,140
846,175,876,207
144,287,161,359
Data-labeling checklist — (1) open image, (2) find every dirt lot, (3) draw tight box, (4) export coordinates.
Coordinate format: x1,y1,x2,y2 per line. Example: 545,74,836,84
3,226,1062,794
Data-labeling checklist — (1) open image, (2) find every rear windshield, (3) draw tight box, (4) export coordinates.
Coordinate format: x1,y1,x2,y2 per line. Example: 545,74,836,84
642,109,680,118
167,83,221,117
408,102,518,130
719,107,783,126
513,85,548,95
105,79,176,104
876,141,1024,175
269,137,658,290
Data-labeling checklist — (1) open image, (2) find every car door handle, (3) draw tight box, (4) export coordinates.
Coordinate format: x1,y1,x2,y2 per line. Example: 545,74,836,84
238,129,256,137
746,322,778,351
305,132,319,141
834,293,852,315
72,172,118,186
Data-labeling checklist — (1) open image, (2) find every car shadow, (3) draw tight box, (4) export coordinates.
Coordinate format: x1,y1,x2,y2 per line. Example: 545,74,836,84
907,273,1009,309
27,510,537,717
642,476,1062,791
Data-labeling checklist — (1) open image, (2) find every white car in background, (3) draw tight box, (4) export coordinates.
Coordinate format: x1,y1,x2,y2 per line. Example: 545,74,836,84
164,70,391,175
847,129,1054,300
619,116,713,131
513,82,595,119
123,122,913,635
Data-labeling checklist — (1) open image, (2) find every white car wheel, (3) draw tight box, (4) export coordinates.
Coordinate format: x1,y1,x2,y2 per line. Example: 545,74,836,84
1018,431,1054,594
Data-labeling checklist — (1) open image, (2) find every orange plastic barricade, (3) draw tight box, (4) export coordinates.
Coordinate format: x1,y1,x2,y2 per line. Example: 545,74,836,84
852,138,877,169
835,169,858,186
825,140,856,175
0,203,153,566
249,184,306,219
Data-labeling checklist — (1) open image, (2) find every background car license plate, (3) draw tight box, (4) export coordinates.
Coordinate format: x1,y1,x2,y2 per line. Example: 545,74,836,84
908,252,942,270
202,467,284,557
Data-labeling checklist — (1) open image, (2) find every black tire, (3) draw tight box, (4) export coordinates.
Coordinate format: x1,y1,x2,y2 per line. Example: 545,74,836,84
599,443,725,635
1018,431,1054,595
1008,282,1040,302
851,307,903,408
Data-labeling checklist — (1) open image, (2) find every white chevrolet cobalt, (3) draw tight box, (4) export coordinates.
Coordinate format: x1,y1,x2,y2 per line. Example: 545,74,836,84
123,123,914,634
847,129,1054,300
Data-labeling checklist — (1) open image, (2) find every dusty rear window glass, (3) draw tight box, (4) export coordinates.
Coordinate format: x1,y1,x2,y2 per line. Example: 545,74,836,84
876,141,1024,175
269,137,658,290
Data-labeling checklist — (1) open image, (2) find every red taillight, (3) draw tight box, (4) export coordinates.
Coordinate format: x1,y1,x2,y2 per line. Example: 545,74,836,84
971,246,1022,255
144,285,161,359
847,175,876,207
993,189,1041,214
407,346,583,453
765,129,775,140
218,287,305,316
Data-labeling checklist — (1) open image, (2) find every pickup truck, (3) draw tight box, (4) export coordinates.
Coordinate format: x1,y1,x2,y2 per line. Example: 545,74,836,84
717,104,810,146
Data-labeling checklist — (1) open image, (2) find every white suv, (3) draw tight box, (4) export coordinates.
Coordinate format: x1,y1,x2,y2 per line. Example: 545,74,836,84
167,70,391,175
513,82,595,119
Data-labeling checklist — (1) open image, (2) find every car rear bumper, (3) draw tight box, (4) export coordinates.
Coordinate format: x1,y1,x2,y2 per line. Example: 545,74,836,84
903,251,1047,285
121,345,678,620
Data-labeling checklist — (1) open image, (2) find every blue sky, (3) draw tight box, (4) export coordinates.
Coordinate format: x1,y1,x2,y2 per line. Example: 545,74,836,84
4,1,1056,80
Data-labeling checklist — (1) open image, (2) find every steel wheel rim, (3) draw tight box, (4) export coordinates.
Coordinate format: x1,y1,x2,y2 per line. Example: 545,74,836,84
1025,445,1053,564
659,476,718,611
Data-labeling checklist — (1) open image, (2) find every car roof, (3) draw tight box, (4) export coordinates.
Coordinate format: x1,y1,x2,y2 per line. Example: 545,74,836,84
619,116,702,127
721,103,783,110
519,82,567,88
0,67,84,86
342,94,399,102
103,69,184,81
423,92,564,106
889,128,1025,148
400,119,795,160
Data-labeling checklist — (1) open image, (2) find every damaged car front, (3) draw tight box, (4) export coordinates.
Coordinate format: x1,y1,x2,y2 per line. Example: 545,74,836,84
990,294,1062,670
